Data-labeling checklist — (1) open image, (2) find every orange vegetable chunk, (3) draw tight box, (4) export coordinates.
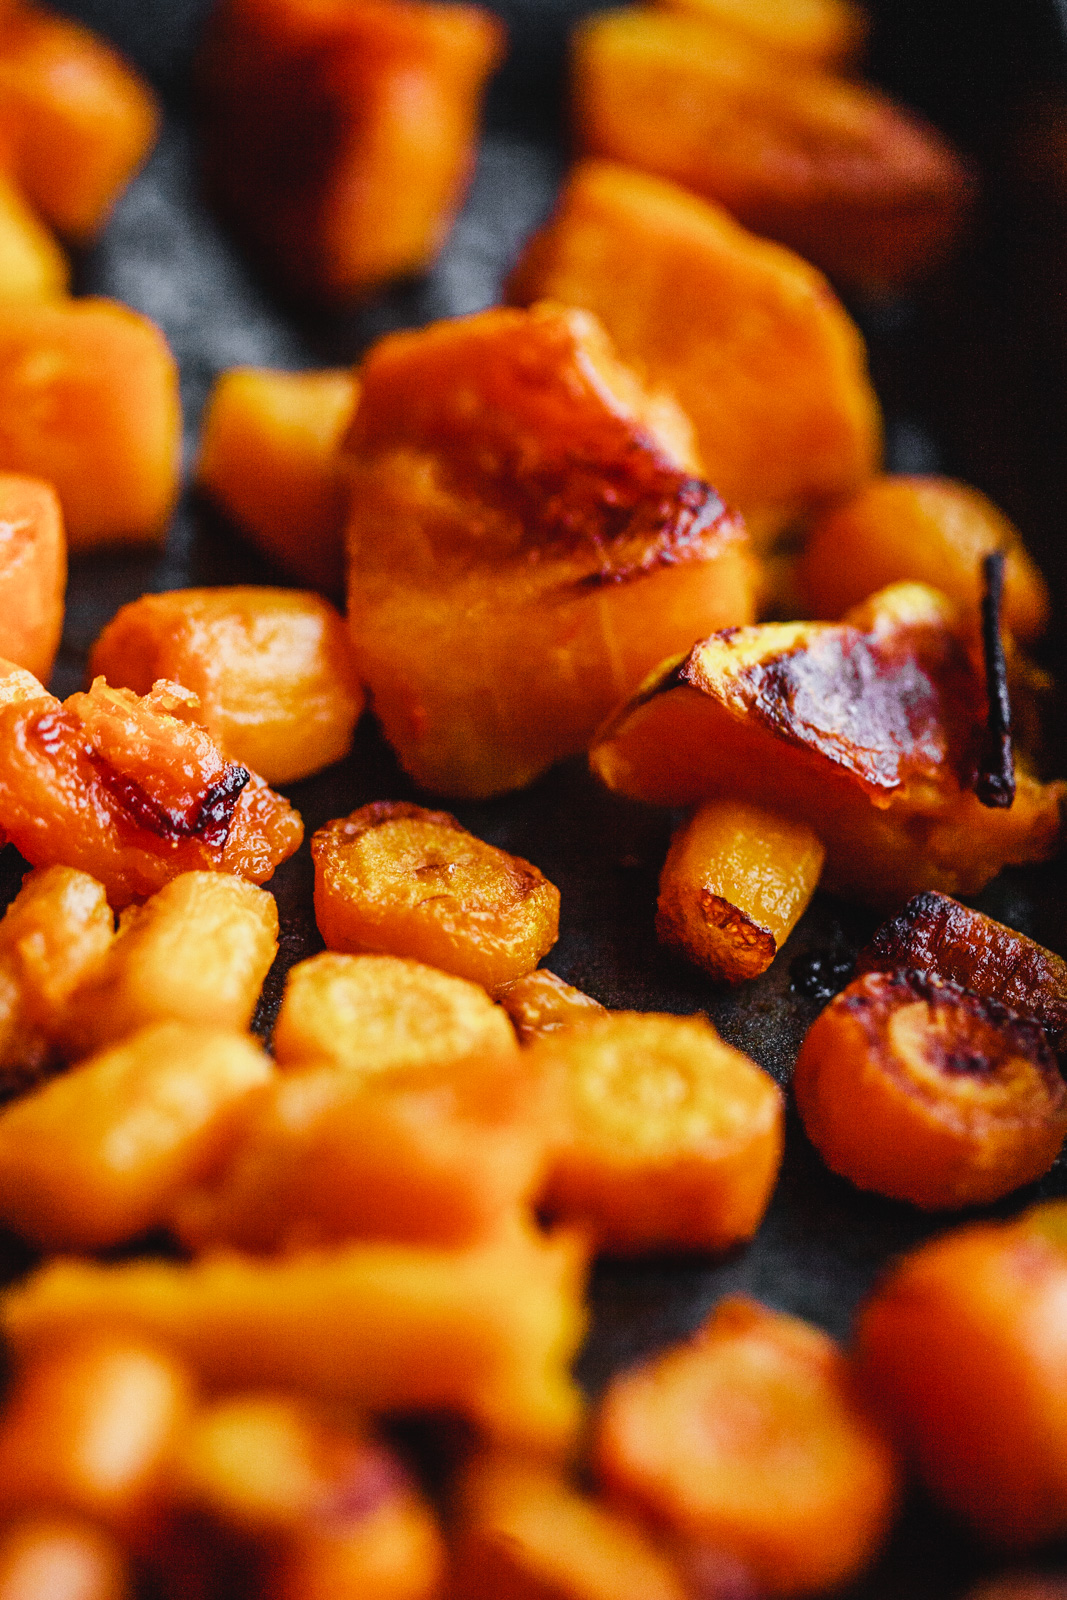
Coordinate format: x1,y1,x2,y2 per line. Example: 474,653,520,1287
200,0,504,296
0,864,112,1095
653,0,866,67
450,1452,691,1600
507,161,881,539
273,950,517,1075
0,654,45,709
497,969,606,1044
197,367,358,591
533,1011,783,1254
855,1200,1067,1545
856,890,1067,1050
794,970,1067,1208
312,802,560,993
0,171,67,298
0,677,303,907
0,298,180,547
573,10,974,289
343,302,755,796
175,1054,549,1252
0,1335,192,1538
590,584,1064,904
0,1020,274,1250
2,1226,589,1453
597,1296,899,1594
0,1517,129,1600
58,871,278,1061
89,587,364,784
657,798,824,982
0,4,158,238
799,476,1051,641
0,474,64,686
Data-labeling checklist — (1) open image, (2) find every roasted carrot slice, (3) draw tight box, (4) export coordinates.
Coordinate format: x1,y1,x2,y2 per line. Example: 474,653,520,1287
653,0,866,67
794,970,1067,1208
0,1517,129,1600
496,969,606,1044
0,171,67,298
597,1296,899,1594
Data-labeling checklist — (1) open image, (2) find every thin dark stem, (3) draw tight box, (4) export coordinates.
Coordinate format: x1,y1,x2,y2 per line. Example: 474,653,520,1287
975,549,1015,809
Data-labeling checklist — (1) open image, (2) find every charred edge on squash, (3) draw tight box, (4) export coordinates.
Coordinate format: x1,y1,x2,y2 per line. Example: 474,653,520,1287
93,755,251,848
976,549,1015,810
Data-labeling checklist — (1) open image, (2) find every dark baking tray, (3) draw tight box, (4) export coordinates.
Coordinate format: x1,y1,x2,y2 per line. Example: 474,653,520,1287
8,0,1067,1591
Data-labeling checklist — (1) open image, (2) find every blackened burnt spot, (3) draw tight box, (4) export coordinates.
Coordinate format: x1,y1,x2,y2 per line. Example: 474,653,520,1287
194,764,253,848
94,756,250,849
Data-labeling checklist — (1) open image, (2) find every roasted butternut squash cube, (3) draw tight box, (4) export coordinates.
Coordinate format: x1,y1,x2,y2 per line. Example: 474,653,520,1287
0,170,67,298
0,864,112,1096
0,677,303,907
496,969,606,1044
0,1335,192,1539
507,162,881,539
273,951,517,1076
0,653,45,709
855,1201,1067,1545
0,4,158,238
597,1296,899,1594
197,367,358,592
573,11,974,289
2,1225,589,1453
532,1012,782,1254
312,803,560,993
653,0,866,68
175,1055,549,1252
0,473,64,684
344,303,755,795
856,891,1067,1050
0,1517,129,1600
591,584,1064,904
58,872,278,1061
89,587,364,785
200,0,504,296
0,1020,274,1250
450,1453,691,1600
799,476,1051,641
657,799,824,982
794,970,1067,1209
0,298,180,547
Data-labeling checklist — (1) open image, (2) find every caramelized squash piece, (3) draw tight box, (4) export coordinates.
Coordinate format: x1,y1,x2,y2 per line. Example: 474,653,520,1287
0,677,303,907
799,476,1051,641
312,803,560,993
450,1453,691,1600
855,1200,1067,1545
89,587,364,785
0,653,46,710
507,161,881,539
273,950,517,1075
343,302,755,796
591,584,1064,904
201,0,504,296
2,1226,588,1453
533,1012,783,1254
0,1517,129,1600
58,872,278,1061
0,4,158,238
856,891,1067,1050
176,1396,444,1600
0,171,67,298
174,1055,549,1252
573,11,974,289
0,1020,274,1250
0,865,112,1096
795,970,1067,1209
597,1296,899,1594
197,367,358,591
0,298,180,547
654,0,866,68
0,1335,192,1539
657,799,824,982
0,473,64,683
497,969,606,1044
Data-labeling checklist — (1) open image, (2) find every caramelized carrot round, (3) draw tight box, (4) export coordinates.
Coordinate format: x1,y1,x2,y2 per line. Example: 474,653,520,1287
596,1296,899,1594
794,970,1067,1209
